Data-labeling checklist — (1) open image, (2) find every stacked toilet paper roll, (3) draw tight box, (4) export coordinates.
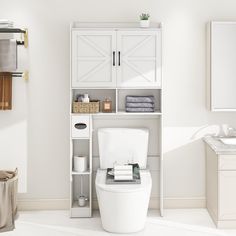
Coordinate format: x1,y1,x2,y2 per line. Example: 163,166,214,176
73,156,88,172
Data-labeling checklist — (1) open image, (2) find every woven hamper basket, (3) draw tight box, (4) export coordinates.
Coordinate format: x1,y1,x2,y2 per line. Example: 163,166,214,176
0,169,18,233
73,100,100,113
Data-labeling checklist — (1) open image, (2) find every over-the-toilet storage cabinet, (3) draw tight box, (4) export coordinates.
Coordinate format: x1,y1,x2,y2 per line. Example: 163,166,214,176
71,29,161,88
70,22,163,217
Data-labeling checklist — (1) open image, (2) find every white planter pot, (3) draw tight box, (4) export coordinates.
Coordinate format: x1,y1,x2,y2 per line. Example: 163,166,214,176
140,20,150,28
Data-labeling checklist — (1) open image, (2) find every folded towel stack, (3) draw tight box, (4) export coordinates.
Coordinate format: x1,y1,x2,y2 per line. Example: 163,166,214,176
114,165,133,181
0,20,13,28
125,95,155,112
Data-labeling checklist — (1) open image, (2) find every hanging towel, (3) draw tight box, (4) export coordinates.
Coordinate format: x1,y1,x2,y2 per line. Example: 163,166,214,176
0,39,17,72
0,72,12,110
126,102,154,108
126,95,154,103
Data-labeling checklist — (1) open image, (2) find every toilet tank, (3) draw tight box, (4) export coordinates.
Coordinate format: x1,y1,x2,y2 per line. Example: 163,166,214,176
98,128,149,169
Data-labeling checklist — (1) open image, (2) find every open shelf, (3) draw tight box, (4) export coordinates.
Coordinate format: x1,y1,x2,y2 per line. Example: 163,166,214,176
72,139,90,174
70,175,91,217
72,139,89,156
71,200,91,218
117,89,161,113
71,89,116,113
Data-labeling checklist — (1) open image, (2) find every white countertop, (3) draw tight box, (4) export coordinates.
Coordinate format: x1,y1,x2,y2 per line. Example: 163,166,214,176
204,136,236,155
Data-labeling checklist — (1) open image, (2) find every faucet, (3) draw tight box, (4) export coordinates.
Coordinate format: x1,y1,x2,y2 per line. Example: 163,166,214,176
227,127,236,137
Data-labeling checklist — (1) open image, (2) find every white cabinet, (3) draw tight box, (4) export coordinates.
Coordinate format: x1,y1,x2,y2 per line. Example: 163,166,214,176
117,31,161,87
71,29,161,88
71,31,116,88
219,171,236,220
70,22,163,218
206,145,236,227
208,22,236,111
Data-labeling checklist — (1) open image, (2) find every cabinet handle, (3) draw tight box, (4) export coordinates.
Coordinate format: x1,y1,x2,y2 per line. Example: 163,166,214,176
118,51,121,66
113,51,116,66
74,123,87,130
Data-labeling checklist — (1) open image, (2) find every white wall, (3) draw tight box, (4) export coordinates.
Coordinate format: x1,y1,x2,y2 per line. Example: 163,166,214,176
1,0,236,207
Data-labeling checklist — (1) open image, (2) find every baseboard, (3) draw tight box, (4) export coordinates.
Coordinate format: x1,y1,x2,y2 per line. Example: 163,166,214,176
163,197,206,209
17,197,206,211
17,198,69,211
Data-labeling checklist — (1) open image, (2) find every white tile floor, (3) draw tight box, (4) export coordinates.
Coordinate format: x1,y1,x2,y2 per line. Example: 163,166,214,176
3,209,236,236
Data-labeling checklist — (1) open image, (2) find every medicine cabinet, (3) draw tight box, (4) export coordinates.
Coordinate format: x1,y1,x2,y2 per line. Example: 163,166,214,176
208,21,236,111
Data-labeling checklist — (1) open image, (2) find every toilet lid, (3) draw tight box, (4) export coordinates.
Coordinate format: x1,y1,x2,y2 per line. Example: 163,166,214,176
95,169,152,193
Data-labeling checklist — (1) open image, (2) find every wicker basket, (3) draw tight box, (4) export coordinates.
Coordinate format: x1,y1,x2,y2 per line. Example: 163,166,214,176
73,100,100,113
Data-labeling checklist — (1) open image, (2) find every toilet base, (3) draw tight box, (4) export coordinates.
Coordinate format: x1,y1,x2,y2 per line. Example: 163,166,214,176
96,187,151,233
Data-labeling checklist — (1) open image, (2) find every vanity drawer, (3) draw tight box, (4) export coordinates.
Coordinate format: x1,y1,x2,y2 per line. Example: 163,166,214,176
71,115,90,138
219,155,236,170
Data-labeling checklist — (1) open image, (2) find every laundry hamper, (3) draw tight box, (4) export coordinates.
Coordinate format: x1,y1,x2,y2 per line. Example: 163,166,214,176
0,169,18,232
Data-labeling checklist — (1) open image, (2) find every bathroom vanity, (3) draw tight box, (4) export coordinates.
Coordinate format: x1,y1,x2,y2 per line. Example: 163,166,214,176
205,136,236,228
69,22,163,218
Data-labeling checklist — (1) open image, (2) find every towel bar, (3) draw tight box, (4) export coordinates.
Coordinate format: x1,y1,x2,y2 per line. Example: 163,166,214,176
0,28,28,48
12,71,29,81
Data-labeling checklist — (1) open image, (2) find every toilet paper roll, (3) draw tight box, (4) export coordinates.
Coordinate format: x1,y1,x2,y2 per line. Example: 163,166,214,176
74,156,88,172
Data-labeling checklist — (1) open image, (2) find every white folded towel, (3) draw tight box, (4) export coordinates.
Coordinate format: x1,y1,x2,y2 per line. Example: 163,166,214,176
114,165,132,171
114,164,133,181
114,170,133,175
114,175,133,181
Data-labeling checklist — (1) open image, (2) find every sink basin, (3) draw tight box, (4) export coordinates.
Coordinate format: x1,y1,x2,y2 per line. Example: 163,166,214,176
220,138,236,145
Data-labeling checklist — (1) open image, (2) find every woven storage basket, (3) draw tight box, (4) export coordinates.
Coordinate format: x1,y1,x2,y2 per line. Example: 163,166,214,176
73,100,100,113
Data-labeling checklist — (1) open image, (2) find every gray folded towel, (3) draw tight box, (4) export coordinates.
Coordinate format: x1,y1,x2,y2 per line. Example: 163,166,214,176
126,107,154,112
126,102,154,108
126,96,154,103
0,39,17,72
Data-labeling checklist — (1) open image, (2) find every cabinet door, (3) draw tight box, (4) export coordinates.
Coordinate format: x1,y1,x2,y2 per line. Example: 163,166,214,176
71,31,116,88
211,22,236,110
219,171,236,220
117,30,161,88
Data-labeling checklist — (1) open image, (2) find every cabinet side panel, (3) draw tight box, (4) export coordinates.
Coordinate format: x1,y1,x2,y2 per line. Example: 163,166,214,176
206,145,218,220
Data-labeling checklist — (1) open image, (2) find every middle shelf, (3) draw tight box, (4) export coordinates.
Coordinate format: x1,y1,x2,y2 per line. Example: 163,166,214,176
71,88,162,115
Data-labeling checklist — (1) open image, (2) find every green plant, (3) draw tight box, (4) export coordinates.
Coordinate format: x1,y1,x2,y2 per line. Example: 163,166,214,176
140,13,150,20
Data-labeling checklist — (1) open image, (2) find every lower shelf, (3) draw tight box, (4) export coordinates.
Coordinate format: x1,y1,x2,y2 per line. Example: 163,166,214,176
71,201,91,218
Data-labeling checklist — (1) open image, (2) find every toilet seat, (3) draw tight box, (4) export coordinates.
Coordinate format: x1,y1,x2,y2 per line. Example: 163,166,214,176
96,169,152,193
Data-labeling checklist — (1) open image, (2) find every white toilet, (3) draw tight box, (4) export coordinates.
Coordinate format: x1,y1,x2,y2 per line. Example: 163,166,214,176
95,128,152,233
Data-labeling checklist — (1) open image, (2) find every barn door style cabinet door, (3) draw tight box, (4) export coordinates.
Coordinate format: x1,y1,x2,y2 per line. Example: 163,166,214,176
71,31,117,88
71,26,161,88
117,31,161,88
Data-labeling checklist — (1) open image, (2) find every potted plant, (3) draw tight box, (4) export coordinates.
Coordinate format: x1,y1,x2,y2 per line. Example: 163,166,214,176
139,13,150,28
